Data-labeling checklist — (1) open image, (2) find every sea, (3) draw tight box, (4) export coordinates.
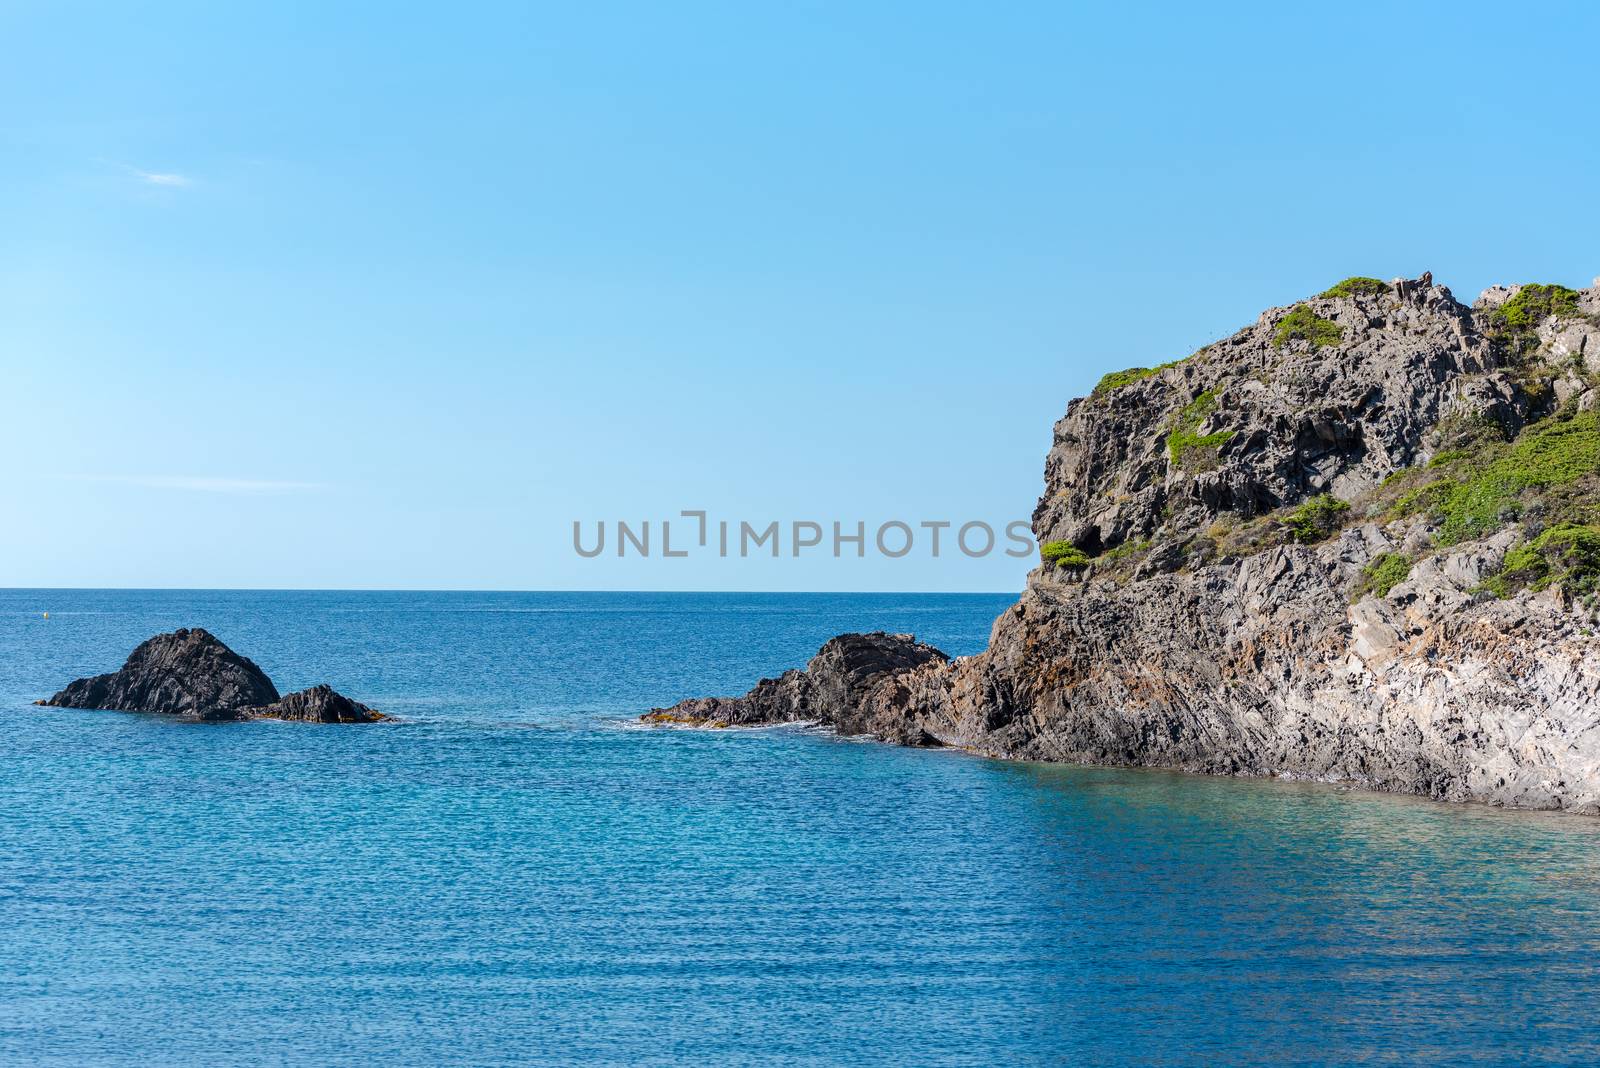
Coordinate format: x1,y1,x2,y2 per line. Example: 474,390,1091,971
3,589,1599,1066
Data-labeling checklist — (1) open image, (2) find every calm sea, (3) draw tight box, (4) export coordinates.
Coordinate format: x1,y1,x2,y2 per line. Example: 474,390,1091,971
3,589,1599,1066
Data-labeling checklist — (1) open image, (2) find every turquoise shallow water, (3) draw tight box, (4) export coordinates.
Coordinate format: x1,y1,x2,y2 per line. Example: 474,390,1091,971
3,590,1600,1066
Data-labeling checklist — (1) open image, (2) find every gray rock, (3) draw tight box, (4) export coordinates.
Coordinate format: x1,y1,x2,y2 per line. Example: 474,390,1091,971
1475,284,1519,310
1032,279,1495,558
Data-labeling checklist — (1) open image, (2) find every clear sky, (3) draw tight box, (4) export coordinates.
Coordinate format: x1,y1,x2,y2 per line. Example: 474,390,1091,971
4,1,1598,591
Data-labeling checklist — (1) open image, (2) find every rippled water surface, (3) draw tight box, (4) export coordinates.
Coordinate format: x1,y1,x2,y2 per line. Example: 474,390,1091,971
4,589,1600,1066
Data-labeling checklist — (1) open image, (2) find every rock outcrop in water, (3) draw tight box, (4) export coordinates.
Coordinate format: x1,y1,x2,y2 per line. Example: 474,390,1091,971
644,632,948,743
40,628,385,723
652,275,1600,813
257,683,385,723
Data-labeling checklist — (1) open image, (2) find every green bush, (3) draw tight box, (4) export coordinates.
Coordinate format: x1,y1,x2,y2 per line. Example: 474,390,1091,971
1166,390,1232,470
1274,305,1343,350
1354,552,1411,599
1094,367,1157,395
1284,493,1350,544
1093,356,1188,397
1394,409,1600,546
1319,277,1390,299
1492,283,1582,331
1098,537,1151,564
1481,523,1600,598
1040,540,1090,568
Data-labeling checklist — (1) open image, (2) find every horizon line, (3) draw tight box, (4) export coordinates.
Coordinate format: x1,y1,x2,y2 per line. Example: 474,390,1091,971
1,585,1020,596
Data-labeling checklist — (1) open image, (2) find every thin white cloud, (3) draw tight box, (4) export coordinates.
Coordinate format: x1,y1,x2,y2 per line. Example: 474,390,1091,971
128,167,192,188
84,475,326,495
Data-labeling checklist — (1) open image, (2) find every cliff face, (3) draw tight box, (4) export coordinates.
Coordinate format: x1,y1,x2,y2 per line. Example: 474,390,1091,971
653,275,1600,813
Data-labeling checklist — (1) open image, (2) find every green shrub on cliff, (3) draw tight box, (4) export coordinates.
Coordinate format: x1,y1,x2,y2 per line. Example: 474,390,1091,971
1166,390,1232,471
1040,540,1090,568
1273,305,1343,350
1319,276,1390,299
1481,523,1600,598
1353,552,1411,599
1098,537,1151,564
1093,356,1188,397
1284,494,1350,544
1492,284,1582,331
1394,409,1600,546
1094,366,1157,395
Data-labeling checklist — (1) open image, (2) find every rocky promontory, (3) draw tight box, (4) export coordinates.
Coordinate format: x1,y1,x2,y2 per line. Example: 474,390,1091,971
644,631,948,743
39,628,386,723
652,274,1600,813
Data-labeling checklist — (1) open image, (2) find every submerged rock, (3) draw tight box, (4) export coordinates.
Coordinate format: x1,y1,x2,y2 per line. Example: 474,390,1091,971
39,628,383,723
651,274,1600,813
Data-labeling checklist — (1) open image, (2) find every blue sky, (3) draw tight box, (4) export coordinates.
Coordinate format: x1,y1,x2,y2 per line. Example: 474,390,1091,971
4,1,1598,591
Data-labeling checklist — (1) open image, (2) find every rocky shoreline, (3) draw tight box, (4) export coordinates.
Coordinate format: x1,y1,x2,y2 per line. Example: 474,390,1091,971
651,275,1600,813
39,627,386,723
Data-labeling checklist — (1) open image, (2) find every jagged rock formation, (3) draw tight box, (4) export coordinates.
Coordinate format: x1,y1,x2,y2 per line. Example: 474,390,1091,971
41,628,280,719
644,632,948,743
254,684,385,723
653,275,1600,813
39,628,384,723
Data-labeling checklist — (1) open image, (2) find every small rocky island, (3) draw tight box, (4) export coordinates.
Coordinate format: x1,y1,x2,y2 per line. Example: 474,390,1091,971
39,627,386,722
652,274,1600,813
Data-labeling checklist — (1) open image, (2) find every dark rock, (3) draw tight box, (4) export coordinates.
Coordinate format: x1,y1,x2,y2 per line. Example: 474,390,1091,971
40,628,279,720
39,628,384,724
251,684,385,723
644,631,948,742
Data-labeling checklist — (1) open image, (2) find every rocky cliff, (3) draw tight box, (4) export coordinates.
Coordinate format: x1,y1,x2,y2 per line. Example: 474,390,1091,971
40,628,386,723
652,274,1600,813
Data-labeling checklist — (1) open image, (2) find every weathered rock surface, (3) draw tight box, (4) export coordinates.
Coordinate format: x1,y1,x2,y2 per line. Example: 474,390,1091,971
41,628,280,720
40,628,384,723
253,684,386,723
652,275,1600,813
645,632,948,743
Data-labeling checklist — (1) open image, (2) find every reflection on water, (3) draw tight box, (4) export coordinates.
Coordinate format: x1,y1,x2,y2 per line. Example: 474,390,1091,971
999,761,1600,1064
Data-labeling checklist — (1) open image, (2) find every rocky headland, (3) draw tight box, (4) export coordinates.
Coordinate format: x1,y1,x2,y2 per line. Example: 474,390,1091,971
651,274,1600,813
39,627,386,723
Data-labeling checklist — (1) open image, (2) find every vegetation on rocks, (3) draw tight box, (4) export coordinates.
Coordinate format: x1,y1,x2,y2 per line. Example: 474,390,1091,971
1481,523,1600,599
1099,537,1151,565
1166,390,1231,470
1093,356,1187,397
1273,305,1343,350
1040,540,1090,568
1492,284,1583,332
1094,366,1158,395
1283,493,1350,543
1354,552,1412,599
1319,276,1390,299
1392,408,1600,546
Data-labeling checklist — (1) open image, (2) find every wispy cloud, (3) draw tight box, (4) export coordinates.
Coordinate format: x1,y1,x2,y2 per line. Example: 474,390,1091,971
83,475,326,495
126,166,192,188
132,170,191,188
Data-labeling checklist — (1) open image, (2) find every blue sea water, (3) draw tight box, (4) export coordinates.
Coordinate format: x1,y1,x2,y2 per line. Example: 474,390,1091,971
3,589,1600,1066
